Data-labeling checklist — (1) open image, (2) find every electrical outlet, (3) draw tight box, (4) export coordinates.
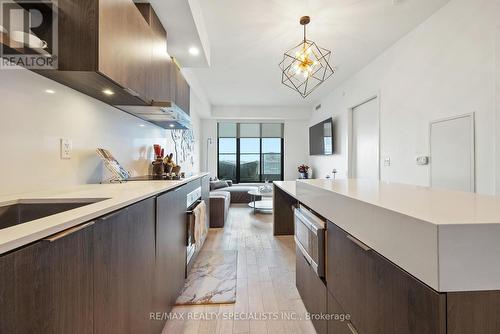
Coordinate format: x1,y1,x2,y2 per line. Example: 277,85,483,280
383,157,391,166
60,138,72,160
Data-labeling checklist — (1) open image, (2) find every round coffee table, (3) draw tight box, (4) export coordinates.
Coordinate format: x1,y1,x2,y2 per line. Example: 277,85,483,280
248,189,273,214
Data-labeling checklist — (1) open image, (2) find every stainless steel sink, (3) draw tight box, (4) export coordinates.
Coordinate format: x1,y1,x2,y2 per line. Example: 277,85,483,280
0,198,108,230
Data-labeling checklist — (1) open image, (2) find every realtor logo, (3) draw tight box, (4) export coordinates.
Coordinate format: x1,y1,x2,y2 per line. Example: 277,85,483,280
0,0,58,69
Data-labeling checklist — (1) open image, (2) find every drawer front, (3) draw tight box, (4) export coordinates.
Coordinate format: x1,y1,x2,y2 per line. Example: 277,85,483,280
327,291,353,334
327,221,446,334
296,246,327,334
327,222,372,332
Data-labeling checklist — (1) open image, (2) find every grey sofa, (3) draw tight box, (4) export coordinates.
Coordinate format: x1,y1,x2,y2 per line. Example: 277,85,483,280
210,181,262,204
209,191,230,228
209,181,264,228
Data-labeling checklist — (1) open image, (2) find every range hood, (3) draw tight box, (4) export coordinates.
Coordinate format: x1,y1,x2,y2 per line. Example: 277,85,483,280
116,102,191,130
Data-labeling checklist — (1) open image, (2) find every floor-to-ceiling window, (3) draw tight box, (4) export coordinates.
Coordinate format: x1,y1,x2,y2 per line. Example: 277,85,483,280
217,122,284,183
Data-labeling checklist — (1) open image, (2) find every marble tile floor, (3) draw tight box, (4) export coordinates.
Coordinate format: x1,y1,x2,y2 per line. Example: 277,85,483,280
176,250,238,305
162,204,317,334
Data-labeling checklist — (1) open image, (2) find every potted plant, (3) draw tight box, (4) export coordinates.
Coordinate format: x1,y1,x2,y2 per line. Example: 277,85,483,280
298,164,310,179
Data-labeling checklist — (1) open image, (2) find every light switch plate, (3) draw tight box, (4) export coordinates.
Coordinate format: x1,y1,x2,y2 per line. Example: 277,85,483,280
60,138,72,160
416,156,429,165
383,157,391,166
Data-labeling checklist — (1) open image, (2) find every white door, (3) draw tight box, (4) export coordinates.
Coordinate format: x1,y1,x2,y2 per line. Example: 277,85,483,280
430,114,475,192
351,98,379,180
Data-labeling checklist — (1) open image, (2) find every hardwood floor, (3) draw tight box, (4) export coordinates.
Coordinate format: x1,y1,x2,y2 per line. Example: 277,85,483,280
162,204,317,334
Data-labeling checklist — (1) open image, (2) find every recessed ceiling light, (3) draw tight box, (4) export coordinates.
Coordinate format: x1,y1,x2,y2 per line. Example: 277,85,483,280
188,46,200,56
139,124,145,127
45,89,55,94
169,124,175,128
102,89,114,96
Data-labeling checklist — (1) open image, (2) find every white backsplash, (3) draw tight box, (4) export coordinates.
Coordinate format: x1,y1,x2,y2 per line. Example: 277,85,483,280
0,67,201,196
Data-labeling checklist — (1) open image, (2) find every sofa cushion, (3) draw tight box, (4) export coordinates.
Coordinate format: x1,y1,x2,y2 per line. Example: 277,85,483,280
210,180,229,191
210,190,231,200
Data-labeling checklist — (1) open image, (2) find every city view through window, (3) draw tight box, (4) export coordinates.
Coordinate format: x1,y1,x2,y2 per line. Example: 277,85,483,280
218,123,284,183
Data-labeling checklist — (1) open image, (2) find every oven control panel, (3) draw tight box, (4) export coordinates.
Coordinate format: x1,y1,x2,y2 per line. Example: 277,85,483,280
187,187,202,208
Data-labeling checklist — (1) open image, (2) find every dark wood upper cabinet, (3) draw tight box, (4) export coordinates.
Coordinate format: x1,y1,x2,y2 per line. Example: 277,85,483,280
173,65,191,115
98,0,151,100
6,0,192,121
36,0,152,106
0,222,94,334
135,2,175,104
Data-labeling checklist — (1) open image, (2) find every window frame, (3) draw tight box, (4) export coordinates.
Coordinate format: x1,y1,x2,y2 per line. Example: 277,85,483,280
217,123,284,183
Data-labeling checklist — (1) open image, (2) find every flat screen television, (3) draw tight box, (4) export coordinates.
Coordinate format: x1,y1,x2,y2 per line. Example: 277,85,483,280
309,118,333,155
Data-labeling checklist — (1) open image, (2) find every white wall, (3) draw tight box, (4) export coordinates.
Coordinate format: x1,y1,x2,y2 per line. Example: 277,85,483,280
212,106,311,120
200,106,310,181
309,0,500,195
0,67,205,196
283,120,309,180
496,24,500,194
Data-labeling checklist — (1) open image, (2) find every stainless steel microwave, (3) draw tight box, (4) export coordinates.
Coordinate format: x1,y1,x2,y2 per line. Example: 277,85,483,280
294,205,326,278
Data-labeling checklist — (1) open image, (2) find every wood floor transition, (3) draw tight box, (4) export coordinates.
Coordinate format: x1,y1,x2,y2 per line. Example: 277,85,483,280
161,204,317,334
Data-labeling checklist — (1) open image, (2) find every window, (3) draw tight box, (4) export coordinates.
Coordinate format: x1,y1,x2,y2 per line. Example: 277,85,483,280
217,122,284,183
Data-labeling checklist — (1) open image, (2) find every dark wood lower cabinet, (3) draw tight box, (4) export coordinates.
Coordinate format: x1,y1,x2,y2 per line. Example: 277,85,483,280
0,222,94,334
447,291,500,334
327,292,352,334
0,178,210,334
327,221,446,334
93,198,156,334
155,187,185,318
296,246,327,334
273,185,298,236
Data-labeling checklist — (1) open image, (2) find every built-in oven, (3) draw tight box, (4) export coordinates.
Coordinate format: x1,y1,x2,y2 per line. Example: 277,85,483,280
294,205,326,278
186,187,202,267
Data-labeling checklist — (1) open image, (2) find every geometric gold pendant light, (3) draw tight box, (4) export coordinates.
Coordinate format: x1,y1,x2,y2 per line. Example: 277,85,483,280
279,16,335,98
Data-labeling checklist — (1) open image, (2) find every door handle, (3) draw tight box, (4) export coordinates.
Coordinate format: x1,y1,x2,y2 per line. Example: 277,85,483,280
347,322,359,334
346,234,371,252
43,221,95,242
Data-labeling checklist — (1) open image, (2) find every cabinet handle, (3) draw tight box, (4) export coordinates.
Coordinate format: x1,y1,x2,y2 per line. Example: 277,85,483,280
347,322,359,334
346,234,371,252
124,87,140,97
302,253,312,266
43,221,95,242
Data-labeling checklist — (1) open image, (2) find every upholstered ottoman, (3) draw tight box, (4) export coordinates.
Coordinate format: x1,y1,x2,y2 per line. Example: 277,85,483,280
209,191,231,228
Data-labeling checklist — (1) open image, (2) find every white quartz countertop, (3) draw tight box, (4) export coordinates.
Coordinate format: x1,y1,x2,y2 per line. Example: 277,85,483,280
0,173,209,255
273,181,297,198
293,179,500,292
299,179,500,225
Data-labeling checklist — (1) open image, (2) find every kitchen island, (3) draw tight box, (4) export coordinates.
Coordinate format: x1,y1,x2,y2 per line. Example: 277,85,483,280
274,179,500,334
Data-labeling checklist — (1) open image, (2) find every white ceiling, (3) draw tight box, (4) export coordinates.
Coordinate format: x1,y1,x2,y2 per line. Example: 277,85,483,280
186,0,450,107
149,0,210,67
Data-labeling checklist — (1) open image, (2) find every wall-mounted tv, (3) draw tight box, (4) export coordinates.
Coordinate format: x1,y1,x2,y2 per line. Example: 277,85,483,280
309,118,333,155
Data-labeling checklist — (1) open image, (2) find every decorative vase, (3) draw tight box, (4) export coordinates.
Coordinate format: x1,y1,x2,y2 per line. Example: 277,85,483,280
152,160,164,176
172,166,181,175
164,164,173,174
299,172,309,179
